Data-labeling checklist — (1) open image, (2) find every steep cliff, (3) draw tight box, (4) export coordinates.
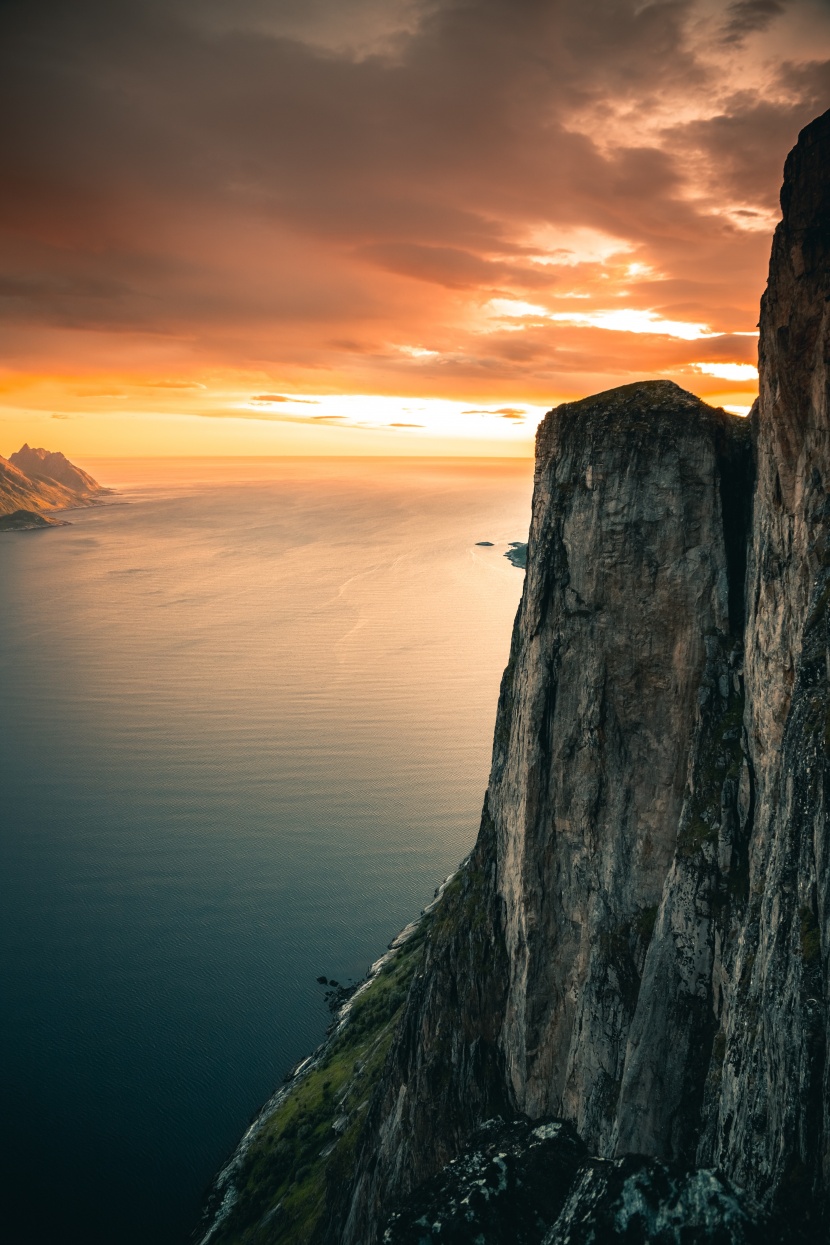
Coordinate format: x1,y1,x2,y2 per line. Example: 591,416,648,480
496,384,751,1151
697,107,830,1220
616,109,830,1222
336,381,754,1244
200,109,830,1245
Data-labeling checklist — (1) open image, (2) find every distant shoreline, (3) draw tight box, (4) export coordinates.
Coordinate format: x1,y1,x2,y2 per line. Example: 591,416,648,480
0,509,70,532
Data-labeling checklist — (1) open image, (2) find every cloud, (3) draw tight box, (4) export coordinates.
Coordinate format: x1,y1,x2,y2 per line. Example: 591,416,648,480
251,393,319,403
690,361,759,381
0,0,828,422
463,406,526,416
139,380,206,389
720,1,790,45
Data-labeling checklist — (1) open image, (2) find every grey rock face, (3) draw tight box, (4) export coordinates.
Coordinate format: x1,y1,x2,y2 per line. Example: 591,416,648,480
611,113,830,1214
494,383,750,1153
612,629,749,1165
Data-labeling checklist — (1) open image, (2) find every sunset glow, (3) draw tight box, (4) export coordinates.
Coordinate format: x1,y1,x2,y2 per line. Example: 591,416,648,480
2,0,829,456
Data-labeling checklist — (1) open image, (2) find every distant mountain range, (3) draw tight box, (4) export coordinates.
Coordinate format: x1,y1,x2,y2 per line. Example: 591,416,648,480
0,444,111,525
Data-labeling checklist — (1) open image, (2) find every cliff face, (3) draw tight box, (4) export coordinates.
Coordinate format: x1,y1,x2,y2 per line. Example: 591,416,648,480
495,385,751,1154
334,110,830,1243
700,108,830,1212
337,383,754,1244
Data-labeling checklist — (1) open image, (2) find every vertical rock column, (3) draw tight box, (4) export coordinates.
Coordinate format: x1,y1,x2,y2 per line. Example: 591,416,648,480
703,108,830,1219
492,381,749,1154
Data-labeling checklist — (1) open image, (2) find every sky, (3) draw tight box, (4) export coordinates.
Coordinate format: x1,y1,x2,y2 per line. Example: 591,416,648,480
2,0,830,457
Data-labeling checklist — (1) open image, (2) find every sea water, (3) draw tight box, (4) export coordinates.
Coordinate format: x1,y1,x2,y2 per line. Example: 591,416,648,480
0,457,531,1244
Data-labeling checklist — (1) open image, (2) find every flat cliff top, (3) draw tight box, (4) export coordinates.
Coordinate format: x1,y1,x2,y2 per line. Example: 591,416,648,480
536,380,749,465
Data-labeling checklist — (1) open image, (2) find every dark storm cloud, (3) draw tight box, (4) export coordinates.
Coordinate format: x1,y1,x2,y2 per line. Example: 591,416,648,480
666,92,827,208
720,0,791,44
0,0,828,394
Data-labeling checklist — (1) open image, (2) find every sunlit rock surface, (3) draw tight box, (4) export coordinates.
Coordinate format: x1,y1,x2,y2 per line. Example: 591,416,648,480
0,444,109,517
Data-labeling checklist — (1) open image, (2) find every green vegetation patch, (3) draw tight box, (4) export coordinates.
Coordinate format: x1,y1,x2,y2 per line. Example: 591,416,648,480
205,921,430,1245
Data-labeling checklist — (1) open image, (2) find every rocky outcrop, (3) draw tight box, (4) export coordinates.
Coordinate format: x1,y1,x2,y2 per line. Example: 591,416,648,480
384,1117,774,1245
382,1117,588,1245
0,508,68,531
495,384,751,1153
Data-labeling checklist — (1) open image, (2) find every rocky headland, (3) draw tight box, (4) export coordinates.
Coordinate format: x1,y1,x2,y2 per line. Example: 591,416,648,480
0,509,69,531
196,109,830,1244
0,443,110,523
504,540,528,569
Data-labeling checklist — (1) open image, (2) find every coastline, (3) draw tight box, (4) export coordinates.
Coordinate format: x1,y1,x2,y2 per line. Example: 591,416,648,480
0,510,71,532
194,868,462,1245
0,494,118,533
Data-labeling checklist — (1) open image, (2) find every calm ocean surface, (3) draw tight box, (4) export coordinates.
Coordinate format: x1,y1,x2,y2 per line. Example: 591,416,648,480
0,457,532,1245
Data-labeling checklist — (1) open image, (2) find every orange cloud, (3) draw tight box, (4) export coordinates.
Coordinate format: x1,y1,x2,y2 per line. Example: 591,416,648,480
1,0,829,453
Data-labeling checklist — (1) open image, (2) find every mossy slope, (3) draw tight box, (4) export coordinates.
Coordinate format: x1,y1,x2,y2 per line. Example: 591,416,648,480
198,921,431,1245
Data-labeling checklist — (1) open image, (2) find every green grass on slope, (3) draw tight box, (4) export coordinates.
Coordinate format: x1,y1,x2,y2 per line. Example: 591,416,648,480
207,921,429,1245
